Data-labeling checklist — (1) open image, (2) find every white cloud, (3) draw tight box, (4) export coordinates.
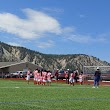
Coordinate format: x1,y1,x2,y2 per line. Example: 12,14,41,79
66,34,90,43
0,8,107,49
62,27,75,33
0,8,62,39
7,42,21,47
66,34,107,43
37,40,54,48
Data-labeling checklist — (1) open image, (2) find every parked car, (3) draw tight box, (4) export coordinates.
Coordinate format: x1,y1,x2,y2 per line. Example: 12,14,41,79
20,71,34,78
4,73,11,78
58,70,65,79
101,74,110,81
11,71,24,78
19,71,27,78
11,71,34,78
51,70,66,80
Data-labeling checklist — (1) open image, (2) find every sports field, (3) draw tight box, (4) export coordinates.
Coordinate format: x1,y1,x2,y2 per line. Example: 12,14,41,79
0,79,110,110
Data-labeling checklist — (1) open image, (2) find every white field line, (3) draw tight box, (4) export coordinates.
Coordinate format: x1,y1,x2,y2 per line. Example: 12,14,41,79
0,86,92,89
0,87,20,88
0,84,110,89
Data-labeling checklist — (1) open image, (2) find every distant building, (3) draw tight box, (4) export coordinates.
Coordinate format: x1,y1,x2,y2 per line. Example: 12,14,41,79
0,61,42,76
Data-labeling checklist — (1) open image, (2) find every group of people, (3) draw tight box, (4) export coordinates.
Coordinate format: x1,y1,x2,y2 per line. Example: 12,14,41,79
64,69,84,86
56,67,101,87
26,68,52,86
26,67,101,88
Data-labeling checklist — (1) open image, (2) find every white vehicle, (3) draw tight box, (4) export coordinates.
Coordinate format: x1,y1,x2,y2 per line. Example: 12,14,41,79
11,71,24,78
11,70,33,78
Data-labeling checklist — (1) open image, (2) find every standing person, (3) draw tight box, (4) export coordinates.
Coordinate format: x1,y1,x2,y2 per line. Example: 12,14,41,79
37,70,41,85
69,71,74,86
26,68,31,84
47,71,52,86
39,74,43,85
79,72,83,85
65,71,68,84
93,67,101,88
42,70,47,85
33,69,38,85
55,69,59,83
67,69,70,84
74,70,79,83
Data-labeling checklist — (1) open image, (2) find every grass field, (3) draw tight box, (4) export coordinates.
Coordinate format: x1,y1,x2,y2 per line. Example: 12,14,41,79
0,79,110,110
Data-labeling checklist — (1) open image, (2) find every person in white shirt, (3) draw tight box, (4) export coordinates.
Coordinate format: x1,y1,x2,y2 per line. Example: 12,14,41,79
26,68,31,84
79,72,83,85
69,71,74,86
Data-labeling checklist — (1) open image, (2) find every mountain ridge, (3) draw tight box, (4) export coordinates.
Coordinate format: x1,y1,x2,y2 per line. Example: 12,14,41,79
0,41,110,71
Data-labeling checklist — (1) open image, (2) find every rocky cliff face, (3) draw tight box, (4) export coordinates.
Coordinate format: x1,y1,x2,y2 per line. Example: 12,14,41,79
0,41,110,71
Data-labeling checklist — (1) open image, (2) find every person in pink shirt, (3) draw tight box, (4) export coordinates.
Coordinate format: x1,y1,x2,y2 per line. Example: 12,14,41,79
79,72,83,85
47,71,52,86
26,68,31,84
39,75,43,85
33,69,38,85
42,70,47,86
69,71,74,86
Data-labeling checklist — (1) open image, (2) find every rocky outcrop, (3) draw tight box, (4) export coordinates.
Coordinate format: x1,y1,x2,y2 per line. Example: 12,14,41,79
0,41,110,71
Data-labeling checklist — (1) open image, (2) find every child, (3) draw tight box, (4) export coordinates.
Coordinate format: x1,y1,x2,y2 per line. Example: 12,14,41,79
26,68,31,84
69,71,74,86
47,71,52,86
65,71,68,84
37,70,41,85
42,70,47,85
33,69,38,85
79,72,83,85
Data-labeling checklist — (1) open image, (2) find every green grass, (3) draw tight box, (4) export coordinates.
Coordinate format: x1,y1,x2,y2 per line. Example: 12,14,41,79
0,79,110,110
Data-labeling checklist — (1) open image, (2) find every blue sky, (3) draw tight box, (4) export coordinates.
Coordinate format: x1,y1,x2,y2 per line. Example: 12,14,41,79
0,0,110,62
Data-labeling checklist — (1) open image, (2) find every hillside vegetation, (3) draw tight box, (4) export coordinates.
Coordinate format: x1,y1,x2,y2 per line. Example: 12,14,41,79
0,41,109,71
